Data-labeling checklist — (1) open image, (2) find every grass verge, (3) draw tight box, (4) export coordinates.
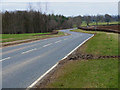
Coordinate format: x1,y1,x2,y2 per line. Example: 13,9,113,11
1,31,66,43
45,29,118,88
47,59,118,88
71,29,118,56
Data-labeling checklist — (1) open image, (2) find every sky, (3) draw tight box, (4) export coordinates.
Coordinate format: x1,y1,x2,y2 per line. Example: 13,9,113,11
0,0,119,16
1,0,119,2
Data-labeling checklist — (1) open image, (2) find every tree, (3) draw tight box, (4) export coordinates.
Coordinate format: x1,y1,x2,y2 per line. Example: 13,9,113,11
73,16,82,27
84,16,91,26
105,14,112,25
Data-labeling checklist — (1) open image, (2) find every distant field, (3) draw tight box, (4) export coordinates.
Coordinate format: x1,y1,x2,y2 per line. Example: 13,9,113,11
81,21,118,27
1,32,65,43
45,29,118,88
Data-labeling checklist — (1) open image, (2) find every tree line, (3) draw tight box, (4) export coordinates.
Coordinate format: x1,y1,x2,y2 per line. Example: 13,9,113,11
2,10,118,34
82,14,118,26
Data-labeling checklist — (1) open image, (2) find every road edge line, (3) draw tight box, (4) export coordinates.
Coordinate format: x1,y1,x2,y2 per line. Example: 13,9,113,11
27,34,94,89
61,34,94,61
27,62,59,88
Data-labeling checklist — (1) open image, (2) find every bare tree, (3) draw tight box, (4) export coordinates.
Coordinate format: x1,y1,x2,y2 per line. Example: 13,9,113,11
45,2,48,13
73,16,82,27
28,2,33,11
105,14,112,25
84,16,91,26
37,1,42,13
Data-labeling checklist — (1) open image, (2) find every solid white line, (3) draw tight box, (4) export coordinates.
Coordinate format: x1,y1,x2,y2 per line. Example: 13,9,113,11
27,62,59,88
22,48,37,54
61,34,94,60
54,40,61,43
43,43,52,47
27,34,94,88
0,57,11,62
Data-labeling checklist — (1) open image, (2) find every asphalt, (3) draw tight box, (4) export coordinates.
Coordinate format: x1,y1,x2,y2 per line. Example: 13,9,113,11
1,29,93,88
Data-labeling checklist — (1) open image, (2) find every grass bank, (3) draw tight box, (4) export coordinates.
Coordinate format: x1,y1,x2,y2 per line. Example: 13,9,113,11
45,29,118,88
47,59,118,88
71,29,118,56
1,31,66,43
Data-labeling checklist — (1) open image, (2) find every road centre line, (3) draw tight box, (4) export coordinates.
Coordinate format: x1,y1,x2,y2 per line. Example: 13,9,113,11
54,40,61,43
43,43,52,47
64,38,68,40
22,48,37,54
0,57,11,62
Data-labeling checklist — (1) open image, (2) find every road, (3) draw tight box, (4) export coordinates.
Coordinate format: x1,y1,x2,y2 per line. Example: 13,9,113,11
2,29,93,88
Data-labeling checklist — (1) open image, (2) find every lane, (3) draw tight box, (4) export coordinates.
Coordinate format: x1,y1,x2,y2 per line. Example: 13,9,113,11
2,35,70,58
2,29,93,88
2,31,78,68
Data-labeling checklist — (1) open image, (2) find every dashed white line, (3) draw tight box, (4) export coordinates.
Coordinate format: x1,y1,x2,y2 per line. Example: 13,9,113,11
44,39,47,40
22,48,37,54
0,57,11,62
55,40,61,43
43,43,52,47
64,38,68,40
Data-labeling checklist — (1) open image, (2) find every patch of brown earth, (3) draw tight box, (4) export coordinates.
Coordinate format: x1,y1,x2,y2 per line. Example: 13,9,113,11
68,52,119,60
78,25,120,34
97,25,119,31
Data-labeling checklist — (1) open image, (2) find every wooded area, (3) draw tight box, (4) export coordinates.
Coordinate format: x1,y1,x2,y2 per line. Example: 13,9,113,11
2,10,118,34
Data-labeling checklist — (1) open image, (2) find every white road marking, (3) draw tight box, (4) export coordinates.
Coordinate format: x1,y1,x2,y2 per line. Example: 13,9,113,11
22,48,37,54
27,34,94,89
64,38,68,40
54,40,61,43
43,43,52,47
61,35,95,60
0,57,11,62
27,62,59,88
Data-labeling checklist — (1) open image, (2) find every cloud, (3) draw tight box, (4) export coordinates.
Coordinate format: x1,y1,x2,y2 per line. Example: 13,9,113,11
1,0,119,2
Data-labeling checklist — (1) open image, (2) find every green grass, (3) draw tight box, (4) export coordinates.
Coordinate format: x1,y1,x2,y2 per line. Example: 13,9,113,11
71,29,98,34
81,21,118,27
45,29,118,88
47,59,118,88
1,32,65,43
71,29,118,56
1,33,50,39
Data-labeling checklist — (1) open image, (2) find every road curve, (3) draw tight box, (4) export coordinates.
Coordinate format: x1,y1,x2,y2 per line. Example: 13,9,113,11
2,29,93,88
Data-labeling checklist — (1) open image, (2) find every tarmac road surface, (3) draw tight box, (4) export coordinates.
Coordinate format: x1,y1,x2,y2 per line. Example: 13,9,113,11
1,29,93,88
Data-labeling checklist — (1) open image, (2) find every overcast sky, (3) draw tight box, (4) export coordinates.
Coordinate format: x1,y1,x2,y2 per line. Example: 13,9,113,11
1,0,119,2
1,0,119,16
